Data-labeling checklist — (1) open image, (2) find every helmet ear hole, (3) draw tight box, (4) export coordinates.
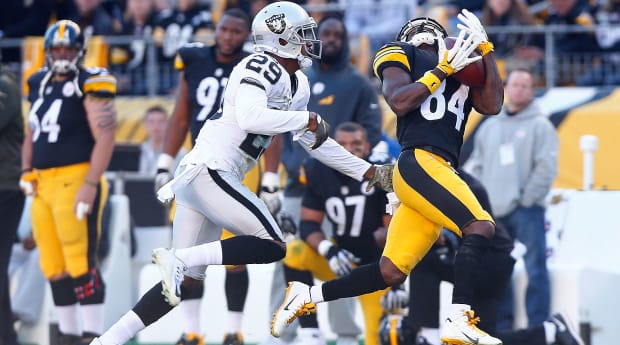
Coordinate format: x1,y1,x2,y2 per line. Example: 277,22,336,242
279,38,289,47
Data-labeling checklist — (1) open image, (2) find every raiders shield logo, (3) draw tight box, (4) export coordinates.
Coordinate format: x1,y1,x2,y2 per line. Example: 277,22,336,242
265,13,286,34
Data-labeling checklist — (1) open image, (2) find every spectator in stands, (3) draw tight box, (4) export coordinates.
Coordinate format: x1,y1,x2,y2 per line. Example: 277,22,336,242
265,15,383,345
0,0,54,66
304,0,344,24
532,0,599,55
72,0,122,37
152,0,214,61
404,170,584,345
139,105,183,175
109,0,158,94
464,68,558,331
343,0,409,56
577,0,620,85
21,20,116,345
480,0,540,58
0,58,26,345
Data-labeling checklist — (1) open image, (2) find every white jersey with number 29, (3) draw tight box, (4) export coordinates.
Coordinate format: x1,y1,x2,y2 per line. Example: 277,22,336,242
179,52,372,182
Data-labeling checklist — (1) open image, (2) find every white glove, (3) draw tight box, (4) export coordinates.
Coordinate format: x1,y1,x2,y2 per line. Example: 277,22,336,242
456,9,488,41
382,285,409,311
385,192,401,215
155,153,175,199
19,171,37,196
260,171,282,215
436,29,483,76
75,202,90,220
456,9,495,56
318,240,361,276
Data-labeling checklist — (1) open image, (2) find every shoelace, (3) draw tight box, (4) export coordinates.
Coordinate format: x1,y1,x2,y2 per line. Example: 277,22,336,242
465,310,489,336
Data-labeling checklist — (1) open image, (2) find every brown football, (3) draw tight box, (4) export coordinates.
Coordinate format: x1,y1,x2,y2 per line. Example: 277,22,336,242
444,37,486,87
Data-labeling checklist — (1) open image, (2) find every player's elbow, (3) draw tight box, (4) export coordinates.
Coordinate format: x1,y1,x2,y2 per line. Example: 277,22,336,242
387,98,410,117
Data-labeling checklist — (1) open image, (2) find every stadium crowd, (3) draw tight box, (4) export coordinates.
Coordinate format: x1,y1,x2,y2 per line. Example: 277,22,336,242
1,0,619,91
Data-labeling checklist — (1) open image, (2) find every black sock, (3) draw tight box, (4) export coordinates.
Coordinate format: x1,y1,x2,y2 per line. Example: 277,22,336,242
283,264,318,328
322,262,388,302
50,277,78,306
181,280,204,300
453,234,490,305
225,267,249,312
132,282,174,326
221,236,285,265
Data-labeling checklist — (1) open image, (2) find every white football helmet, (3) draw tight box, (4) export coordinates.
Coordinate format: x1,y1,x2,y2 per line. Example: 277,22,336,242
396,17,447,47
252,1,322,68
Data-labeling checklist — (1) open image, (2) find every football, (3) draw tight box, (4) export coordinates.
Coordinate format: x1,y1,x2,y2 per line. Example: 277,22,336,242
444,37,486,87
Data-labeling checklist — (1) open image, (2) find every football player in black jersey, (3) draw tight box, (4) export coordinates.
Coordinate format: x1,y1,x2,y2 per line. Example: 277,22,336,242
20,20,116,345
272,12,505,345
152,9,263,345
152,0,214,62
282,122,391,345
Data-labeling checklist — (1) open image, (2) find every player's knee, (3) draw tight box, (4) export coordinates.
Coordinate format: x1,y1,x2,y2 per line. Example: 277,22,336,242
379,257,407,286
73,268,105,304
462,220,495,239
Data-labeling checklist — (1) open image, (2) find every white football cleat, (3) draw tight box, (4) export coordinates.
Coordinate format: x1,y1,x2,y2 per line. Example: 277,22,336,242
271,281,317,337
441,309,502,345
152,248,187,306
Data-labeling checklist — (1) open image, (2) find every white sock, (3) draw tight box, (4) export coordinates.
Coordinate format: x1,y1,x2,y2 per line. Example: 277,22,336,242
99,310,146,345
543,320,557,344
176,241,223,267
449,303,471,316
178,299,202,334
419,327,440,345
56,303,81,336
81,304,105,335
225,311,244,334
309,285,324,303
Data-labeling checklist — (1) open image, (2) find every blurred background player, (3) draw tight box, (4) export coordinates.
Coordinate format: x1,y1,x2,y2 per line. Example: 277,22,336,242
282,122,391,345
20,20,116,345
0,53,26,345
152,9,263,345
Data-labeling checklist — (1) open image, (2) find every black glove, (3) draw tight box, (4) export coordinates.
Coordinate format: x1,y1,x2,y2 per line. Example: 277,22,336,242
311,114,330,150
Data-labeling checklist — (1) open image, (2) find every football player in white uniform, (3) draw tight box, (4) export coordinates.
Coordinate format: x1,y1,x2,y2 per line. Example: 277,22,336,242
90,2,392,344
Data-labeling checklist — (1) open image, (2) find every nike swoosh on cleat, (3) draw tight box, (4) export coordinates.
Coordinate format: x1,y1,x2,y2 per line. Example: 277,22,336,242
461,332,479,344
283,294,299,311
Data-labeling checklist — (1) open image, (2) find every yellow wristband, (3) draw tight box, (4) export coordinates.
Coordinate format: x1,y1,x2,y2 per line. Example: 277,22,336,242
479,41,494,56
416,71,442,93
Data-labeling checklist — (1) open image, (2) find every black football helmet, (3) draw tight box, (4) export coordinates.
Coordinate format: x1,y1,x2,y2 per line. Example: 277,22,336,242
43,20,85,74
396,17,447,47
379,313,417,345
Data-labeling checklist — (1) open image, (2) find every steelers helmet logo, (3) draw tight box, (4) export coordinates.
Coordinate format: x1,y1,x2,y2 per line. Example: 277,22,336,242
265,13,286,34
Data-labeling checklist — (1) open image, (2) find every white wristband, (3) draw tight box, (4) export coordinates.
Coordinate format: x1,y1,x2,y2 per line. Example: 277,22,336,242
318,240,333,257
156,153,175,171
262,171,280,190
